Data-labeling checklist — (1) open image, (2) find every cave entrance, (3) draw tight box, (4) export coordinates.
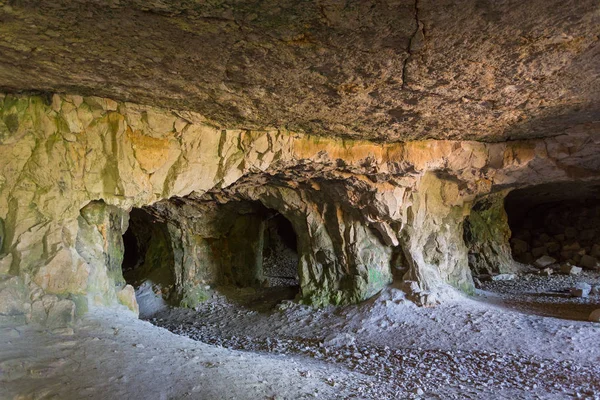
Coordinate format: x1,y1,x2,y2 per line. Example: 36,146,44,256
122,207,178,317
260,212,299,288
469,183,600,322
216,202,300,308
505,182,600,269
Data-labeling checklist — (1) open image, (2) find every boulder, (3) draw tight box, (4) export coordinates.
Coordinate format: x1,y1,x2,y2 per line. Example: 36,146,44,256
545,242,561,253
579,255,599,270
531,247,547,258
562,242,581,252
491,274,516,281
590,309,600,323
560,264,582,276
117,284,139,316
580,229,595,241
538,268,553,277
511,238,529,255
560,250,574,261
519,252,534,265
0,254,13,275
534,255,556,268
570,283,592,298
565,227,578,239
591,244,600,258
539,233,552,243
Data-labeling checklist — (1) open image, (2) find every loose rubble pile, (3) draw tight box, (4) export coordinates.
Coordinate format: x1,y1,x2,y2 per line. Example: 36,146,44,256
153,316,600,399
502,202,600,321
511,204,600,271
145,282,600,399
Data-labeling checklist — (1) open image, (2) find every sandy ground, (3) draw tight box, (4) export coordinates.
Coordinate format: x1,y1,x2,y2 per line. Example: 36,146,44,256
0,308,382,400
1,274,599,399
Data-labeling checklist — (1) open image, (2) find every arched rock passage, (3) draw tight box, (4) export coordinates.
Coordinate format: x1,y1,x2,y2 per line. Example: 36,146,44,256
119,198,302,316
121,207,178,317
14,93,600,325
463,181,600,279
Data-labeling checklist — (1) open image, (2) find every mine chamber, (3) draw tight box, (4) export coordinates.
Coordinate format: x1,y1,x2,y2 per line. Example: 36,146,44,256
505,181,600,270
120,198,300,317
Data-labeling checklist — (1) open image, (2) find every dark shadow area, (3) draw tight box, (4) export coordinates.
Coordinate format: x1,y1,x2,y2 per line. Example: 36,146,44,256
122,207,178,317
476,290,600,322
505,181,600,266
261,211,299,288
470,182,600,322
214,203,300,311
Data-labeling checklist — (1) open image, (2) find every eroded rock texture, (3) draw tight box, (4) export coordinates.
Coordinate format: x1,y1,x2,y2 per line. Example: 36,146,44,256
0,92,599,325
0,1,598,141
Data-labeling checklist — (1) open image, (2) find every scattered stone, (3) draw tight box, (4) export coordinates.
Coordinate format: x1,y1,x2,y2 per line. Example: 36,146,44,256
491,274,515,281
591,285,600,296
560,264,582,276
535,256,557,268
323,332,356,348
579,255,598,270
570,283,591,298
538,268,553,277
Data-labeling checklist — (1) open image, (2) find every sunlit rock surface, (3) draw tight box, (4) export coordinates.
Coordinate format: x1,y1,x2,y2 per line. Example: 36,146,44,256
0,93,599,326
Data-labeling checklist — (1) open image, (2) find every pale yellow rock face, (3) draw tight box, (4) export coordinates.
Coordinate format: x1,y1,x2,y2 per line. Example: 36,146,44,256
32,248,89,295
0,93,599,323
0,254,12,275
117,285,139,317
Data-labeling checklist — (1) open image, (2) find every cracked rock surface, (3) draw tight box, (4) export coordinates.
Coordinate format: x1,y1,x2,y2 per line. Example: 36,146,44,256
0,0,598,141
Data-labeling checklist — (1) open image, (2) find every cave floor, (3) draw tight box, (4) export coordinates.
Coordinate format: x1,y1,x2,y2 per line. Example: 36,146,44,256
1,278,600,400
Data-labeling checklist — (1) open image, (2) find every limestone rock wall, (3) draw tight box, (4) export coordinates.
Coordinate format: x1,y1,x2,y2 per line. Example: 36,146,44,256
464,193,514,277
1,93,599,325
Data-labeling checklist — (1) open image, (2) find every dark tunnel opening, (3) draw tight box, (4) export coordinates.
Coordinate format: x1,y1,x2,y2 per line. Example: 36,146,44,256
122,207,178,317
505,182,600,269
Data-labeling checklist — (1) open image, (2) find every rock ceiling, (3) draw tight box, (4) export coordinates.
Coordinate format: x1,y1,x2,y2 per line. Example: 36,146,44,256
0,0,598,142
